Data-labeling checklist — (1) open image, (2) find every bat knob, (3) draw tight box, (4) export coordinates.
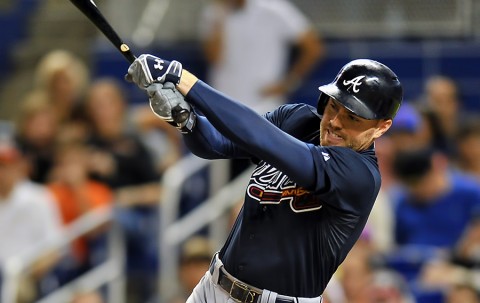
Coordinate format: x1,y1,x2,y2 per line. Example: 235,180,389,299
172,105,190,124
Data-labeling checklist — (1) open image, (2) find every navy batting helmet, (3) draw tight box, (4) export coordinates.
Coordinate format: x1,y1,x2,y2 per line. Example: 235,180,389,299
317,59,403,120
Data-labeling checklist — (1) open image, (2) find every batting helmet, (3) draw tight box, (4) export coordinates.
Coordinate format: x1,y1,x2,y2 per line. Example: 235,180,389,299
317,59,403,120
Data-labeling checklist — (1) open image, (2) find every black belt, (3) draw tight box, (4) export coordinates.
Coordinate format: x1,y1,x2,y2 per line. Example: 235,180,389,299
210,259,295,303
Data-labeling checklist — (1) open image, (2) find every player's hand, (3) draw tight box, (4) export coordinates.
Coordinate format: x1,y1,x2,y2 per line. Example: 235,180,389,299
147,82,196,133
125,54,183,88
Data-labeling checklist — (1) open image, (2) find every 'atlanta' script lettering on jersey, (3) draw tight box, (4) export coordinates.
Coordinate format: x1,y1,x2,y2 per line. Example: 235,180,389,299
247,161,323,213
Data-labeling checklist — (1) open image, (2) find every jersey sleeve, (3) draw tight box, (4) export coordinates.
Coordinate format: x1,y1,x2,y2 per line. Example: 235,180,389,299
186,81,325,189
307,145,381,214
183,113,252,160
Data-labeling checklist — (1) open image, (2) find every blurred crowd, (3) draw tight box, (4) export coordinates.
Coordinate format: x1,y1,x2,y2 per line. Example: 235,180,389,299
0,49,185,303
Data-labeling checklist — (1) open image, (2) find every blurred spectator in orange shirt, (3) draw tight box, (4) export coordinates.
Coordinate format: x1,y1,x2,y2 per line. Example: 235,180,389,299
48,141,113,266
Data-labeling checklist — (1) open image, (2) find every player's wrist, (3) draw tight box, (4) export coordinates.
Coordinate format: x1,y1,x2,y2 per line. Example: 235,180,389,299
178,110,197,134
177,70,199,96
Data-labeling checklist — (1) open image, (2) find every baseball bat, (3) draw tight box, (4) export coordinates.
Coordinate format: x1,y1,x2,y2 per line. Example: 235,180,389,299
68,0,136,63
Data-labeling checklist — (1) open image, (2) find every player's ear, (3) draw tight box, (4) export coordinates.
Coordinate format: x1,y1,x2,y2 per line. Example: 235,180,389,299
373,119,392,139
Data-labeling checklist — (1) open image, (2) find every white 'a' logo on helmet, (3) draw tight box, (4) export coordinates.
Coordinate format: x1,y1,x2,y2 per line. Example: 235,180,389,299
343,76,366,93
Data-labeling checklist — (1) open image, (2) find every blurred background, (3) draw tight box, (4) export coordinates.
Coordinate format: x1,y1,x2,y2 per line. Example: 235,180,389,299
1,0,480,302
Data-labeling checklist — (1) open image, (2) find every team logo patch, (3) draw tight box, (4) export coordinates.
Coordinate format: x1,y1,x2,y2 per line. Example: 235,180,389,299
343,76,365,93
322,152,330,161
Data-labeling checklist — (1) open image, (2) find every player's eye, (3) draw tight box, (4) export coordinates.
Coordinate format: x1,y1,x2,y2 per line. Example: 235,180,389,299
349,115,360,122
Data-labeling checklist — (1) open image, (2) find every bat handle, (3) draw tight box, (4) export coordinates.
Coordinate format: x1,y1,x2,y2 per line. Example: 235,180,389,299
120,43,136,63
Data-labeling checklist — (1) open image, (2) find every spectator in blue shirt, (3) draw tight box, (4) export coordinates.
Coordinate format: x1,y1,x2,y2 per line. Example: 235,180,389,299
393,147,480,249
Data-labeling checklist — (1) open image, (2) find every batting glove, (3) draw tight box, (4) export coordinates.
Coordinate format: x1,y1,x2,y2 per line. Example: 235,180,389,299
126,54,183,88
147,82,196,134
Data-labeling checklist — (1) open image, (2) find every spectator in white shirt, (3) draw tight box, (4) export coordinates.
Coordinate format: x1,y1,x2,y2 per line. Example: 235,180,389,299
200,0,324,114
0,138,63,302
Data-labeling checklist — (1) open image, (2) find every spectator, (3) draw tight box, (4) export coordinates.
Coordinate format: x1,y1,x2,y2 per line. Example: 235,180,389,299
416,76,467,158
417,106,453,156
337,229,376,303
33,49,89,125
418,217,480,292
48,140,113,271
366,103,424,254
83,78,161,303
169,236,215,303
368,269,414,303
455,218,480,266
70,290,105,303
393,148,480,249
14,91,59,183
420,259,475,289
445,283,480,303
455,117,480,180
199,0,324,113
416,199,480,302
83,78,161,207
420,76,461,140
335,230,414,303
131,105,184,174
389,147,480,293
339,251,374,303
387,102,424,152
0,138,63,302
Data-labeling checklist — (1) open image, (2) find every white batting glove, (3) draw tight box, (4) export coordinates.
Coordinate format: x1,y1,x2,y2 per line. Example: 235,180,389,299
147,82,196,133
126,54,182,89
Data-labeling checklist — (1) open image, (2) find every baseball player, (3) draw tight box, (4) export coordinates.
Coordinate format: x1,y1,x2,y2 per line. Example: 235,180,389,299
126,55,403,303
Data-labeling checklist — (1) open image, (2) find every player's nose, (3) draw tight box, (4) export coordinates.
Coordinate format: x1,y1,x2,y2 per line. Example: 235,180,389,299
329,113,343,129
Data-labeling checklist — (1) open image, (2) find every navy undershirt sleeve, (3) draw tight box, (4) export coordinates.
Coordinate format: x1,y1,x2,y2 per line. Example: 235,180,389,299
185,81,316,189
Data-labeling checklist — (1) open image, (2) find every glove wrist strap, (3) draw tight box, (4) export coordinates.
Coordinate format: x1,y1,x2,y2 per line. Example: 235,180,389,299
179,110,197,134
168,111,196,134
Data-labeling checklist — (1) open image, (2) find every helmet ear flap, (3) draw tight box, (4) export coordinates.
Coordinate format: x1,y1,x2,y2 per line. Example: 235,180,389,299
317,93,329,116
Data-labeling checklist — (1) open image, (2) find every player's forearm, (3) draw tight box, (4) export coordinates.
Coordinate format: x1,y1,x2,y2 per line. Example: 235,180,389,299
183,115,244,159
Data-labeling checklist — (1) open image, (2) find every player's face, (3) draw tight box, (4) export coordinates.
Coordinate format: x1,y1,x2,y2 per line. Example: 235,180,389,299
320,98,392,151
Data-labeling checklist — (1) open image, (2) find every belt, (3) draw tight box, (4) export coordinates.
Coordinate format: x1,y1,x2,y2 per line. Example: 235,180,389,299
210,259,295,303
217,268,262,303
